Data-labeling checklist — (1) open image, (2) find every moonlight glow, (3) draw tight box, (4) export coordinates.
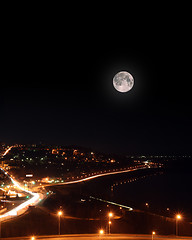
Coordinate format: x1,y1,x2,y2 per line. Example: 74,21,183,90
113,71,134,93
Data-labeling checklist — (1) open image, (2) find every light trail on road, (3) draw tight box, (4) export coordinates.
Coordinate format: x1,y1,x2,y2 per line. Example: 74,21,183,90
0,168,41,220
49,166,152,186
90,196,133,211
1,146,13,157
0,147,41,221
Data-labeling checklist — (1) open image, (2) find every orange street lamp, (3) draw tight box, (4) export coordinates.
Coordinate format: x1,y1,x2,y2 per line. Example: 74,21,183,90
109,212,113,218
58,211,62,216
152,231,156,240
58,211,63,235
99,229,104,239
176,214,181,220
31,237,35,240
176,214,182,236
108,212,113,234
108,221,112,234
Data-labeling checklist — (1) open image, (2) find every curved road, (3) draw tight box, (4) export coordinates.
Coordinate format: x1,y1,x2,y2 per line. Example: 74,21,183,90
0,147,41,221
44,166,155,187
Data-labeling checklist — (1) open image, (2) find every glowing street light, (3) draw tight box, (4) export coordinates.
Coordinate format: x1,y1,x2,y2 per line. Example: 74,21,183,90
108,212,113,234
176,214,181,220
108,221,112,234
176,214,182,236
99,229,104,235
31,237,35,240
109,212,113,218
152,231,156,240
58,211,62,216
58,210,63,235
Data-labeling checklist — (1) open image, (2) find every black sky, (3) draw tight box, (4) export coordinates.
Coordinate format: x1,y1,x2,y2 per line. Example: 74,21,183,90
1,5,192,154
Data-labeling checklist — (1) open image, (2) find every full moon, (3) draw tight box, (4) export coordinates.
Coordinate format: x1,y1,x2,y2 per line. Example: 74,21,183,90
113,71,134,93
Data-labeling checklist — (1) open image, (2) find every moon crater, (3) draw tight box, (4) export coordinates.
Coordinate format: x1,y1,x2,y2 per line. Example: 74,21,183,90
113,71,134,93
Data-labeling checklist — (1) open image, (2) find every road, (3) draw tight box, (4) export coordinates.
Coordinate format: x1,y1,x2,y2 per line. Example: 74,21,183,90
44,166,155,187
0,147,41,222
1,234,191,240
0,167,41,221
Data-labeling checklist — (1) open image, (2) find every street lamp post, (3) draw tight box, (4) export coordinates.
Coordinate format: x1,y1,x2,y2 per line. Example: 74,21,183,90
99,229,104,240
108,212,113,234
152,231,156,240
108,221,112,234
58,211,63,235
176,214,181,236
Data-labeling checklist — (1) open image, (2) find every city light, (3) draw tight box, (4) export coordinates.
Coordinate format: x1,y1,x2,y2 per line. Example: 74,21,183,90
0,166,41,221
176,214,181,219
108,212,113,234
58,211,63,216
109,212,113,217
58,210,63,235
176,214,182,236
152,231,156,240
2,146,13,157
99,229,104,235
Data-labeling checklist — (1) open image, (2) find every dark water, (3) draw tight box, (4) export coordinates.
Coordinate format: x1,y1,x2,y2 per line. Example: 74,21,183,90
70,168,192,221
110,172,192,218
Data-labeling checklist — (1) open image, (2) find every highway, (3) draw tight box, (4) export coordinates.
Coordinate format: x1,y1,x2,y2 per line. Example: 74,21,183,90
1,234,191,240
46,166,154,187
0,167,41,221
0,147,41,222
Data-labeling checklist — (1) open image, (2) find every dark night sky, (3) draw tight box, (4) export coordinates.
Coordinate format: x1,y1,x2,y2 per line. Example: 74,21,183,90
1,6,192,154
